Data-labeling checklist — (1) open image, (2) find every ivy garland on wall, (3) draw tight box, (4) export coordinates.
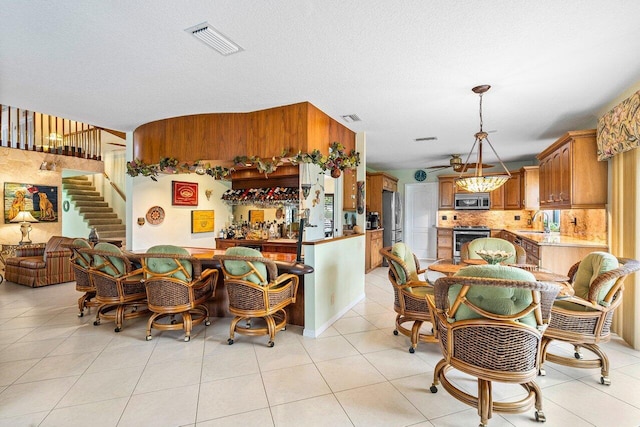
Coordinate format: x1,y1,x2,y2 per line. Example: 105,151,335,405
126,142,360,181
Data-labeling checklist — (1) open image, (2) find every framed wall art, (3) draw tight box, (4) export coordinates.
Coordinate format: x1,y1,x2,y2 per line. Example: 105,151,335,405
4,182,59,223
191,210,215,233
172,181,198,206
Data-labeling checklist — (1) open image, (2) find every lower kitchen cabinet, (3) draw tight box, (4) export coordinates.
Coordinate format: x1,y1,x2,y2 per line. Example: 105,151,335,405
437,228,453,259
366,229,384,272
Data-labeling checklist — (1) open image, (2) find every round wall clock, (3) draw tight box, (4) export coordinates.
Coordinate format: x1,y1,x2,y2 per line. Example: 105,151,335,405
414,170,427,182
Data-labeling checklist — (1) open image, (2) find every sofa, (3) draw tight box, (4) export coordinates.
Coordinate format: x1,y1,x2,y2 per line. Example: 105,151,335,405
4,236,75,287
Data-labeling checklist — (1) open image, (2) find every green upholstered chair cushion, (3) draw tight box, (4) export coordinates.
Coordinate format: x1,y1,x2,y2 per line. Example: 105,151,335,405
572,252,619,304
224,246,268,286
94,242,125,277
450,264,537,327
147,245,192,281
391,242,419,284
73,238,92,268
466,238,517,264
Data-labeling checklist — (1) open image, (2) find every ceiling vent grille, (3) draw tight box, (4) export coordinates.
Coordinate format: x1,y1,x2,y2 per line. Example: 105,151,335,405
341,114,362,123
185,22,243,56
415,136,438,142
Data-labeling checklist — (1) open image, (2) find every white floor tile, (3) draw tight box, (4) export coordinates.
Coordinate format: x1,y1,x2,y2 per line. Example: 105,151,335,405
261,364,331,406
0,376,78,418
196,408,273,427
57,366,143,407
118,384,199,427
134,355,203,394
271,394,352,427
41,397,128,427
301,334,359,362
197,374,268,421
315,354,386,392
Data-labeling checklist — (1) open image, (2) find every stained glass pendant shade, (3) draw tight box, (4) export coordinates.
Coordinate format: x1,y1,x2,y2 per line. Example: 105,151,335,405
455,85,511,193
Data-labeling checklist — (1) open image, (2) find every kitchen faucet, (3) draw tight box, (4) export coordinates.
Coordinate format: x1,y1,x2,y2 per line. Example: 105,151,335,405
532,210,551,233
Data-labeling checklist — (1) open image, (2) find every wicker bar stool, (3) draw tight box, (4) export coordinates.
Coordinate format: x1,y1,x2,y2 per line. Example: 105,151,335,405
82,242,148,332
379,243,437,353
138,245,218,342
540,253,640,385
214,246,298,347
428,265,560,427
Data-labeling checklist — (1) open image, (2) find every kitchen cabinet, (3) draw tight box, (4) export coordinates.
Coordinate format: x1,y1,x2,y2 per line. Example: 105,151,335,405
366,172,399,216
503,172,522,210
490,182,504,210
437,228,453,259
365,229,384,272
520,166,539,210
536,129,607,209
438,177,456,209
343,170,357,211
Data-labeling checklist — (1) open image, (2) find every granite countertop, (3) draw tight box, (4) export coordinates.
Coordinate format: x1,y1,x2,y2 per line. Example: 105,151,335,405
507,229,608,248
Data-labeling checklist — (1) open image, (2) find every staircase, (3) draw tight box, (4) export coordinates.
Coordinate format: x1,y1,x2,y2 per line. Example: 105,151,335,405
62,176,125,244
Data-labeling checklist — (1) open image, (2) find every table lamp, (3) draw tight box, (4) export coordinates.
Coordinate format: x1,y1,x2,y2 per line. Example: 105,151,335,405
10,211,38,244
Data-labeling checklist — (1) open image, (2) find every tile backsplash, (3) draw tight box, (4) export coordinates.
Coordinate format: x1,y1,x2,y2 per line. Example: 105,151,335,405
437,209,607,241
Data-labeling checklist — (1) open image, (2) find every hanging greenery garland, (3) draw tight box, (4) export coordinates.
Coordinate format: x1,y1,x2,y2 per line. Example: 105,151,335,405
126,142,360,181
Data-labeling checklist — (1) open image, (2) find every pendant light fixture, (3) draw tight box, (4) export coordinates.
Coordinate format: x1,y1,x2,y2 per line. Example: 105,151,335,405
455,85,511,193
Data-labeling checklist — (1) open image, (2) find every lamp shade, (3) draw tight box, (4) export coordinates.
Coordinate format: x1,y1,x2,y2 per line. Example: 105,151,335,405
10,211,38,223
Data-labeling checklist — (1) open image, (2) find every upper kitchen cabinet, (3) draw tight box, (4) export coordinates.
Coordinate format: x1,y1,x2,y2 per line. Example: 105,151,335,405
438,176,456,209
537,129,607,209
366,172,399,214
519,166,539,210
490,171,521,210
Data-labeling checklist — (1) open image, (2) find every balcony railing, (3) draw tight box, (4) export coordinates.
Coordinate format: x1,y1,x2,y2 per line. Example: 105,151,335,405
1,104,102,160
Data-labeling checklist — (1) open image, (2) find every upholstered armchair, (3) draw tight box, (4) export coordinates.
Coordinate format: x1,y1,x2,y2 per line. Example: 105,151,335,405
5,236,75,287
428,264,560,426
67,238,98,317
83,242,147,332
214,246,298,347
379,243,437,353
540,252,640,385
138,245,218,342
460,237,527,265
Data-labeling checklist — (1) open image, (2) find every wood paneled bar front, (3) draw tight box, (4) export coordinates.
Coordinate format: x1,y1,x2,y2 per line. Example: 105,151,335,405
133,102,355,166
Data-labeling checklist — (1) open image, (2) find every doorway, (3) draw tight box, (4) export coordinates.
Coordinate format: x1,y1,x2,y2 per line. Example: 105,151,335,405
404,182,438,261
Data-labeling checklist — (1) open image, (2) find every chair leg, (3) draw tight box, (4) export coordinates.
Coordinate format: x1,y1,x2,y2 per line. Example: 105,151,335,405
410,320,423,353
527,380,546,422
146,312,161,341
228,316,243,344
430,358,447,393
539,337,552,376
477,379,492,427
582,343,610,385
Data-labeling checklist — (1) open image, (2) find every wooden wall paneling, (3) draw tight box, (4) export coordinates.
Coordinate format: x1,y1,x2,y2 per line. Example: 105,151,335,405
134,119,166,162
211,113,247,160
306,103,331,154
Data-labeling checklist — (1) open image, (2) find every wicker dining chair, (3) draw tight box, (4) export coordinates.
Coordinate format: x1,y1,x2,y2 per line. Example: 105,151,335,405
460,238,527,264
428,264,560,427
379,243,437,353
68,238,99,317
214,246,298,347
83,242,148,332
138,245,218,342
540,252,640,385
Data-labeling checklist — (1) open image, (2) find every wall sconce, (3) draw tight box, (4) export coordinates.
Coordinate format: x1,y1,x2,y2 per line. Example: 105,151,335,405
39,161,57,171
205,189,212,201
137,217,145,226
10,211,38,244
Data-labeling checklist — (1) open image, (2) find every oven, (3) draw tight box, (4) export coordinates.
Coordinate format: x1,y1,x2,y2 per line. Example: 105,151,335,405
453,226,491,259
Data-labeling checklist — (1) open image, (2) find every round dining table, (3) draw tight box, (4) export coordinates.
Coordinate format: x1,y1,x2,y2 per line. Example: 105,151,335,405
428,259,573,297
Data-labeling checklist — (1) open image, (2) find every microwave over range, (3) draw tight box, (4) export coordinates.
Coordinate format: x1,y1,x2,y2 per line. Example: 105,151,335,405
454,192,490,210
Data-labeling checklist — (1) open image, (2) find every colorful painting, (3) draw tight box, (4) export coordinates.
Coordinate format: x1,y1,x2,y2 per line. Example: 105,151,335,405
4,182,59,223
172,181,198,206
597,89,640,160
191,210,215,233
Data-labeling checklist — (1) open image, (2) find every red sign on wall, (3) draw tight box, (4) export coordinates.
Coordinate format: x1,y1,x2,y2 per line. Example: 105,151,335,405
172,181,198,206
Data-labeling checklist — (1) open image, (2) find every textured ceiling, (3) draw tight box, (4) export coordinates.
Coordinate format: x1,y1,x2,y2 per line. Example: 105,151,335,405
1,1,639,171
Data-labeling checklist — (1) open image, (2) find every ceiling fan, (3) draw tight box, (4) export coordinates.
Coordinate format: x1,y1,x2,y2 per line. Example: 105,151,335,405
426,154,494,173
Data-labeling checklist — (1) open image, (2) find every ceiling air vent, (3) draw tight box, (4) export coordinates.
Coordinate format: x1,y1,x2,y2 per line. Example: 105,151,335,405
415,137,438,142
185,22,243,56
341,114,362,123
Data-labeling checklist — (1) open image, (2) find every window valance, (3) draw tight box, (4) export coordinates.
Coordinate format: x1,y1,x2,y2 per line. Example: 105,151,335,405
597,89,640,160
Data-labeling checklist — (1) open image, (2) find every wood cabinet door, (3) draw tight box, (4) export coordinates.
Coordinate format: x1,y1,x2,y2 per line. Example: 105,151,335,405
504,173,521,209
558,143,571,207
436,229,453,259
438,178,455,209
371,234,383,268
550,149,562,206
490,185,504,210
538,158,549,207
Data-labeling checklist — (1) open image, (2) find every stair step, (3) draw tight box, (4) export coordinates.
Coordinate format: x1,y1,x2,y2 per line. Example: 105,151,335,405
94,224,126,232
74,201,109,208
82,213,118,219
78,206,114,213
63,176,89,181
63,181,94,188
97,231,126,239
66,191,101,198
70,195,105,202
87,218,122,226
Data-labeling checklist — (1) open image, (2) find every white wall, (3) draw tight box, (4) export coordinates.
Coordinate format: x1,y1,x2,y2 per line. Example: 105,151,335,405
129,173,232,251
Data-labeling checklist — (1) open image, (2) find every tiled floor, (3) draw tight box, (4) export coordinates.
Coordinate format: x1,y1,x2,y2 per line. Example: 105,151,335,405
1,267,640,426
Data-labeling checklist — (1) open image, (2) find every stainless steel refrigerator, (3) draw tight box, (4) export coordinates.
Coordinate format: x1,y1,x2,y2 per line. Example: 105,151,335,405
382,191,403,264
